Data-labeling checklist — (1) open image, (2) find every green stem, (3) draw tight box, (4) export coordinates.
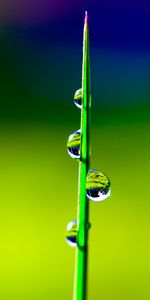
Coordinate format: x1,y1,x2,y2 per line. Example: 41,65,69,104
73,11,91,300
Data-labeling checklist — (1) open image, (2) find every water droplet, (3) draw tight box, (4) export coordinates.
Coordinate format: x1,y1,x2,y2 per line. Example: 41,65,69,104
86,170,111,202
67,129,81,159
74,88,82,108
66,219,77,247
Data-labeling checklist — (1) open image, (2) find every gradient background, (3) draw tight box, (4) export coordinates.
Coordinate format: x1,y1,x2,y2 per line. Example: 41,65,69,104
0,1,150,299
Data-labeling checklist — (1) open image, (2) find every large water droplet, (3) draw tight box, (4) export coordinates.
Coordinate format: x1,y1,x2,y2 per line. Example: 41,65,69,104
66,219,77,247
67,129,81,159
74,88,82,108
86,170,111,202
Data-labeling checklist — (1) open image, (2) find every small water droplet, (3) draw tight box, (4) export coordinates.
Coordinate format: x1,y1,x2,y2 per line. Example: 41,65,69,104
74,88,82,108
86,170,111,202
66,219,77,247
67,129,81,159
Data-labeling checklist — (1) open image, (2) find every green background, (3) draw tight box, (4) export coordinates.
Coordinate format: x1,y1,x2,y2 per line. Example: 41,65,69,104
1,4,150,299
0,94,150,300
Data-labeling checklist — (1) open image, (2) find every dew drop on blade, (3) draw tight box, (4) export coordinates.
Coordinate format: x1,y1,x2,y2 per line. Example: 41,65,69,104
86,170,111,202
66,219,77,247
67,129,81,159
74,88,82,108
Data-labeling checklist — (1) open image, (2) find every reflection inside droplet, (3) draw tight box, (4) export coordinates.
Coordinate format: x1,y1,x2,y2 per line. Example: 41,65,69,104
67,129,81,159
74,88,82,108
86,170,111,202
66,219,77,247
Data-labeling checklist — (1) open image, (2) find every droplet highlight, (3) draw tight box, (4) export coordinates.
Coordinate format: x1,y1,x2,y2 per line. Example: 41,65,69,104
67,129,81,159
74,88,82,108
86,170,111,202
66,219,77,247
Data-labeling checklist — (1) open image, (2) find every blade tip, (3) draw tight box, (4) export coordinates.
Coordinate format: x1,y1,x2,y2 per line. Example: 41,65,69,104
85,11,88,23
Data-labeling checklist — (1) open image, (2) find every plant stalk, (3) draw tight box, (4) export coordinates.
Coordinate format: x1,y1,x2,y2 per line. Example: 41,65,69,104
73,11,91,300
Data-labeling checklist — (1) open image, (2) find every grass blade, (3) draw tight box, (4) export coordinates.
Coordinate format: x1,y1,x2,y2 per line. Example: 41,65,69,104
73,11,91,300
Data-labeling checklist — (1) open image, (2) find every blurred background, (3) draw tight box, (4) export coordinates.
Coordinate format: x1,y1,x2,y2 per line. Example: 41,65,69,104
0,0,150,299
